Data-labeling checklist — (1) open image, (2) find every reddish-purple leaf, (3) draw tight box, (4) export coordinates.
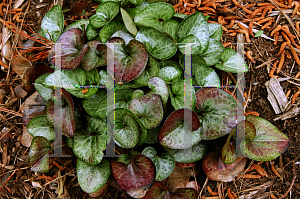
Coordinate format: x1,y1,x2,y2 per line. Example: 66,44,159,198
21,91,46,127
107,37,148,84
202,150,247,182
45,89,75,137
48,28,89,70
110,154,155,192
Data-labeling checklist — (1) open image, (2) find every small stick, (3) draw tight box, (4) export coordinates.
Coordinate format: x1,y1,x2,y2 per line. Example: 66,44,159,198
0,170,16,191
270,194,278,199
286,89,291,98
231,0,241,7
246,111,260,116
254,16,264,22
251,7,264,17
218,15,226,25
291,1,300,17
281,32,291,43
227,188,235,199
204,2,217,9
197,7,216,12
282,25,296,44
237,174,261,178
278,41,291,56
290,45,300,65
246,50,255,63
277,52,285,73
257,2,273,6
262,7,272,17
227,20,235,28
270,25,281,36
296,22,300,34
257,17,274,24
261,20,274,29
270,161,281,177
291,88,300,104
229,32,237,36
269,60,279,77
248,164,268,177
271,0,290,8
284,50,292,59
207,186,219,196
295,71,300,79
223,42,232,48
249,22,254,37
241,5,253,14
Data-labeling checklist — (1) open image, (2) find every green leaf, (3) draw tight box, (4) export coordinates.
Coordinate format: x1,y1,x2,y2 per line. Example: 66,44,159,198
41,5,64,42
134,3,175,32
83,89,106,118
64,19,89,32
121,8,138,35
194,64,220,86
158,66,182,84
84,68,100,85
214,48,249,73
162,19,179,41
195,88,244,140
73,126,107,165
111,30,134,45
99,21,127,43
132,89,144,99
82,41,108,71
89,2,119,29
178,35,201,55
167,141,207,163
142,146,175,181
177,12,210,54
128,94,164,129
208,23,223,40
77,159,110,193
27,115,55,141
240,115,290,161
107,38,148,84
170,80,196,110
34,73,53,101
108,108,139,148
146,123,162,144
28,136,51,173
148,77,169,107
255,30,263,37
129,0,144,6
158,108,201,149
126,8,140,19
86,24,100,40
200,38,224,66
136,27,177,60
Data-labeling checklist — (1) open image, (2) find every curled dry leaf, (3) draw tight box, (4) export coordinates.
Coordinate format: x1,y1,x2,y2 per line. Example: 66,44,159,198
202,150,247,182
11,57,32,79
21,125,33,147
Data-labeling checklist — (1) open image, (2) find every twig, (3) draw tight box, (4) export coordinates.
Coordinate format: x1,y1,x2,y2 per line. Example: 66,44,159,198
0,106,23,117
198,176,209,198
0,170,16,191
279,161,296,199
255,58,277,69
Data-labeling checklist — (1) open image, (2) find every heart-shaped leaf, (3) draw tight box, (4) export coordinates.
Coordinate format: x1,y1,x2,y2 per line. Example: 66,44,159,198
162,19,179,41
86,24,100,40
44,67,97,98
136,27,177,60
82,41,108,71
21,91,46,127
28,136,51,173
99,21,127,43
196,88,244,140
45,89,76,137
158,59,181,69
177,12,209,54
27,115,55,141
208,23,223,40
240,115,290,161
111,30,134,45
121,8,138,35
41,5,64,42
194,65,220,86
34,73,53,101
87,117,112,144
107,37,148,84
126,7,140,19
158,66,182,84
142,181,198,199
107,108,139,148
89,2,119,29
214,48,249,73
133,55,159,86
129,0,144,5
128,94,163,129
167,141,207,163
84,68,100,85
202,150,247,182
221,120,256,164
137,2,152,10
148,77,169,107
178,35,201,55
64,19,89,32
73,122,107,166
111,154,155,193
83,89,106,118
48,28,89,70
170,80,196,110
142,146,175,181
158,108,201,149
134,3,174,32
200,38,224,66
132,89,145,99
77,159,110,193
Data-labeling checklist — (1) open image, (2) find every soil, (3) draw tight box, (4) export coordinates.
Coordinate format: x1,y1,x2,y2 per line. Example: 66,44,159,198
0,0,299,199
